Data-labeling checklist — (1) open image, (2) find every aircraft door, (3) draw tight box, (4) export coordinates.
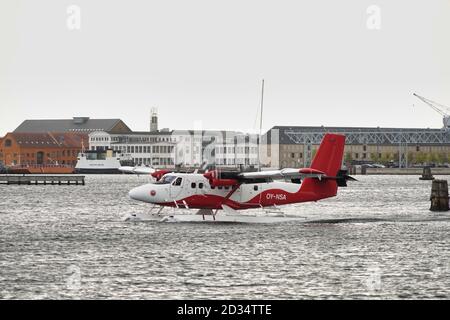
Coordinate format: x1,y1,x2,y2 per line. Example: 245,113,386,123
241,184,262,204
170,177,184,198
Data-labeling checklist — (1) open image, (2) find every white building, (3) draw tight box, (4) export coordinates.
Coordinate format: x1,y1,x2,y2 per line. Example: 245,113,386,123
88,130,176,168
171,130,259,169
88,129,259,170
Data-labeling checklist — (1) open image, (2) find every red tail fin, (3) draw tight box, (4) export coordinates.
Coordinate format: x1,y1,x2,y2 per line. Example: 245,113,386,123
310,133,345,176
300,134,346,200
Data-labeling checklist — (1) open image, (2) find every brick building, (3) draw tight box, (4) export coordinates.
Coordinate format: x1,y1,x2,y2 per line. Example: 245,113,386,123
0,132,88,167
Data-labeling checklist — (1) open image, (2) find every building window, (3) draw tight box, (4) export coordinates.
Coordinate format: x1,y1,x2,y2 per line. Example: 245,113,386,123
355,153,359,159
4,139,12,147
363,145,367,152
291,153,295,158
416,146,420,152
363,153,367,159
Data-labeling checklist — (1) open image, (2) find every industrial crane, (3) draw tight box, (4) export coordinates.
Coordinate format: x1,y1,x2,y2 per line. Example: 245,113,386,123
413,93,450,130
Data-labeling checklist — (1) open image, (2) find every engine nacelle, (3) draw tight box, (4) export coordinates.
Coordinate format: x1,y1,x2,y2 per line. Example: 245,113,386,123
203,171,239,187
208,178,239,187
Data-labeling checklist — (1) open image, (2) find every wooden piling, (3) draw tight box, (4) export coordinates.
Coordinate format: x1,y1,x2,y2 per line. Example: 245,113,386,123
430,179,449,211
420,166,434,180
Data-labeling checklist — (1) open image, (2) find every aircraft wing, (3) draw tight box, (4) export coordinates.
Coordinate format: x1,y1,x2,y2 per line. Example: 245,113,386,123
238,168,326,180
118,166,156,175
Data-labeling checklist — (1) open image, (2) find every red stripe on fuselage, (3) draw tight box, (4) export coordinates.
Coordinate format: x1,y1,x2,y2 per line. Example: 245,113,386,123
153,180,336,210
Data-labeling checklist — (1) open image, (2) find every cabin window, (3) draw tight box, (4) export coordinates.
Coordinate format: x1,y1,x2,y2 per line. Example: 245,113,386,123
173,177,182,186
218,186,223,190
191,182,196,188
199,183,204,189
224,186,229,190
254,185,259,191
211,185,215,189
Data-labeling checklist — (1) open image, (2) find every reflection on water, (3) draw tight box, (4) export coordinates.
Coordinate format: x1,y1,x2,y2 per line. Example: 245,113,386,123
0,175,449,299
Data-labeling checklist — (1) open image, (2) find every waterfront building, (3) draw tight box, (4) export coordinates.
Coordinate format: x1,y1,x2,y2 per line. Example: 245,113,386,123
88,129,259,169
88,130,176,168
0,132,88,166
262,126,450,168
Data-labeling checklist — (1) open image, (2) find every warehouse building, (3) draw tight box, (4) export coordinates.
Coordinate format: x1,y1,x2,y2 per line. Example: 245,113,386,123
261,126,450,169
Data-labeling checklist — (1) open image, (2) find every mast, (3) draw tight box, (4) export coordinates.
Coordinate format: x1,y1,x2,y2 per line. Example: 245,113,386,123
258,79,264,171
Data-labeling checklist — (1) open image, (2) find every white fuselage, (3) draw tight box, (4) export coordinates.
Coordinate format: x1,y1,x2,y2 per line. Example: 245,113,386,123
129,173,303,210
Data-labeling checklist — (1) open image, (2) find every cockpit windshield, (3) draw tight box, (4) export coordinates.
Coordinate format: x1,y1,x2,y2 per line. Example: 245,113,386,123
155,175,177,184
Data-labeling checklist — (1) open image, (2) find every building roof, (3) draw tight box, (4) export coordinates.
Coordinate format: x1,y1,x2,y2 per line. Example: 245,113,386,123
5,132,88,148
14,117,132,134
271,125,444,133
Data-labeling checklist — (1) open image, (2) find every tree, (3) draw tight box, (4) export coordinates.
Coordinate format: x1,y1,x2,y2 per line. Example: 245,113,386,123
380,153,389,164
415,151,427,164
370,152,379,162
345,152,353,163
426,152,437,164
407,152,414,165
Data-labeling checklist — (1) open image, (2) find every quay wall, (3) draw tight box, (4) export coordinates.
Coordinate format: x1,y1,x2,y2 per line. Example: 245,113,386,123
361,168,450,175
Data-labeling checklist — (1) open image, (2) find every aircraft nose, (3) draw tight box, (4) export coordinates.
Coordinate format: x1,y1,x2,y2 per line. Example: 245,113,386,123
129,185,148,202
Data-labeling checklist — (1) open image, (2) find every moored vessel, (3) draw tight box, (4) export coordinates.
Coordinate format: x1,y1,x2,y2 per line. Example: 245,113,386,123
75,149,134,174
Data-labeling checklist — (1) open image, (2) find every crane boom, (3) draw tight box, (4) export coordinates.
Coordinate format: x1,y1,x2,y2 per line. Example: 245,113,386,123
413,93,450,116
413,93,450,130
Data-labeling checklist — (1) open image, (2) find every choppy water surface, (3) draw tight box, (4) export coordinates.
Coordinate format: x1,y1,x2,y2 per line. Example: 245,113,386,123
1,175,449,299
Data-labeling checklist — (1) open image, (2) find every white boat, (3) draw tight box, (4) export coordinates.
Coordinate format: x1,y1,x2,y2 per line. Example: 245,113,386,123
75,149,134,174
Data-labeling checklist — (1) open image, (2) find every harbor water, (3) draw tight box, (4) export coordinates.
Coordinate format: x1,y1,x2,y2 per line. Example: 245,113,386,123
0,175,449,299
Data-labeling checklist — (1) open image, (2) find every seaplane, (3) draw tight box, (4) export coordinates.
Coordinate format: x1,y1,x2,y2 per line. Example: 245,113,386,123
120,133,355,223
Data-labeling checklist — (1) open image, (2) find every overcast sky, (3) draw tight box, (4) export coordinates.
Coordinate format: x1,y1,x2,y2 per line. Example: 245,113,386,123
1,0,449,134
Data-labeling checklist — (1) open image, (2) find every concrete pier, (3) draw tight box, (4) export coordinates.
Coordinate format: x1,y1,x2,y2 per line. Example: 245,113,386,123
430,179,449,211
0,175,85,186
363,167,450,175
